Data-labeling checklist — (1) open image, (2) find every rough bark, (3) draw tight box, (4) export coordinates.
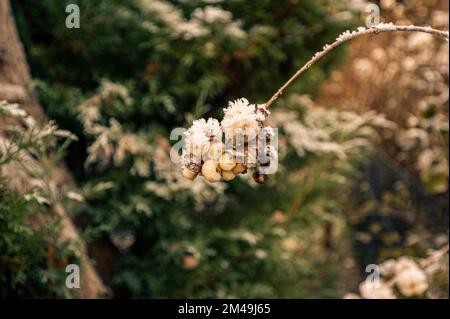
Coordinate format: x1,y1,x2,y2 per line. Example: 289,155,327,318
0,0,107,298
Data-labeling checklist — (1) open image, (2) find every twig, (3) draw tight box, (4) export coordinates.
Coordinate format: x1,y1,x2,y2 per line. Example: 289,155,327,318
420,244,449,269
265,23,449,108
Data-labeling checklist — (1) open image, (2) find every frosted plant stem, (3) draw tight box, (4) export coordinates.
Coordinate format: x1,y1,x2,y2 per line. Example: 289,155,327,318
265,24,450,108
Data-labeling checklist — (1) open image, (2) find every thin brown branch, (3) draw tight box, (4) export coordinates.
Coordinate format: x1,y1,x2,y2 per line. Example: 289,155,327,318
265,24,449,108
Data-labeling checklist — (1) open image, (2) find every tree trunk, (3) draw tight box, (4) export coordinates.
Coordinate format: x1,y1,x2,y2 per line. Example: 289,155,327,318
0,0,107,298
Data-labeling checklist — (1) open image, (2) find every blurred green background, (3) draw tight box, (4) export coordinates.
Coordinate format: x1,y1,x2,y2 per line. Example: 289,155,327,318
1,0,448,298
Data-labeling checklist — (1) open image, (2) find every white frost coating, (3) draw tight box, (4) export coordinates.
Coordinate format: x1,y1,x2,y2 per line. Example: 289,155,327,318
221,98,260,138
266,23,449,107
373,22,396,31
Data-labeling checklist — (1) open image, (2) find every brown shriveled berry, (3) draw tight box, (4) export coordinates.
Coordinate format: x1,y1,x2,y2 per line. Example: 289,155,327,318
253,171,265,184
182,167,198,180
232,163,247,174
183,153,202,174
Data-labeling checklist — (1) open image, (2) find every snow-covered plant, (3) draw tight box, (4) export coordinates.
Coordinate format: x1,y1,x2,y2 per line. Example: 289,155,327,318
0,101,81,298
78,87,225,209
138,0,245,40
0,101,77,204
181,23,448,184
181,98,274,184
345,245,449,299
269,94,397,160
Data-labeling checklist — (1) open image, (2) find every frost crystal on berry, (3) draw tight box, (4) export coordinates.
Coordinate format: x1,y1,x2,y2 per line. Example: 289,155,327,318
221,98,260,139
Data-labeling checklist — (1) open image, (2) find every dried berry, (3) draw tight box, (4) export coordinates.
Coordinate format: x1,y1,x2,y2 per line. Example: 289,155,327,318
253,171,265,184
201,160,222,183
222,170,236,181
219,153,236,171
